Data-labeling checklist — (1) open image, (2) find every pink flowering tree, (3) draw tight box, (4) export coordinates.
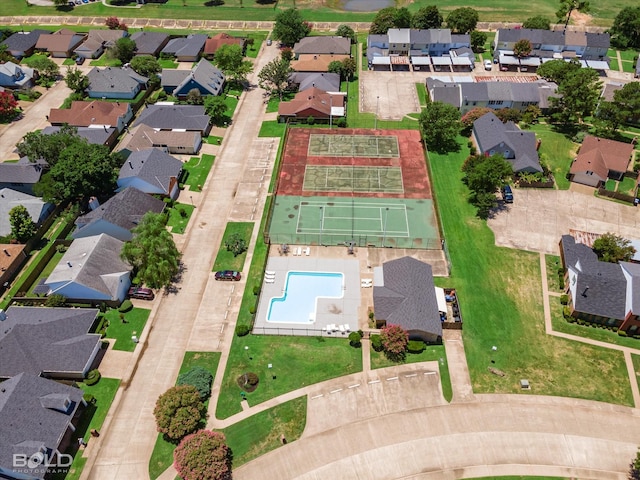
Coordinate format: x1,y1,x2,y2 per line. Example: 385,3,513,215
174,430,231,480
153,385,207,441
380,324,409,362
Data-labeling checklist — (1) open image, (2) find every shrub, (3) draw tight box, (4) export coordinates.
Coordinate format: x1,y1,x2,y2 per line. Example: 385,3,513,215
119,299,133,313
336,117,347,128
368,311,374,320
380,324,409,362
55,244,68,254
179,208,188,218
235,324,251,337
85,369,101,386
370,334,383,352
618,330,628,337
253,285,260,295
307,115,314,125
249,305,257,314
45,294,67,307
83,393,96,404
407,340,426,354
153,385,207,441
173,430,231,480
348,331,362,348
177,366,214,400
560,294,569,305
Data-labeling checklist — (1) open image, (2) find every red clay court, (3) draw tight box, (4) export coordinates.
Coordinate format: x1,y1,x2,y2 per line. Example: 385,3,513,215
276,128,432,199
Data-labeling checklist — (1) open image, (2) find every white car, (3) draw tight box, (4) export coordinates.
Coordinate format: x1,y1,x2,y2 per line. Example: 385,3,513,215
484,59,493,71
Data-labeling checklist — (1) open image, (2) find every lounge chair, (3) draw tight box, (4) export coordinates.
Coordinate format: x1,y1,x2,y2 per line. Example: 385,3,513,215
343,324,350,332
339,324,345,333
305,247,310,256
296,247,302,256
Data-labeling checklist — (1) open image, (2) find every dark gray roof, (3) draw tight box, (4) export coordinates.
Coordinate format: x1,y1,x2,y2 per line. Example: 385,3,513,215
289,72,341,92
367,35,388,46
426,78,462,108
0,373,83,479
130,31,169,56
118,148,183,193
0,188,52,237
42,125,116,145
1,30,50,54
636,56,640,76
87,66,148,96
373,256,442,338
293,36,351,55
366,46,386,62
161,34,207,58
0,158,45,184
162,59,225,96
74,187,165,235
497,28,609,49
452,46,474,57
0,307,100,379
134,104,210,131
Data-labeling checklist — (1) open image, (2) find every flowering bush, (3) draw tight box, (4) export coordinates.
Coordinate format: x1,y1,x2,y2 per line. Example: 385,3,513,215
380,324,409,362
174,430,231,480
153,385,207,441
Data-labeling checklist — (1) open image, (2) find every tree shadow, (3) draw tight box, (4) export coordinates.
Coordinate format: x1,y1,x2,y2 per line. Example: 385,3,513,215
204,0,224,5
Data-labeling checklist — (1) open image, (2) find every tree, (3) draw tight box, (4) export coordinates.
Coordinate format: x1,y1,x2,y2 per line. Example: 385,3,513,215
592,233,636,263
280,47,293,63
176,367,214,400
550,67,602,124
64,66,89,93
224,232,247,257
9,205,36,242
111,37,136,64
446,7,479,34
461,154,513,218
380,324,408,362
411,5,443,30
340,57,356,81
29,56,59,85
392,7,412,29
610,7,640,49
203,95,227,125
16,125,79,166
460,107,492,135
369,7,397,34
258,57,292,100
272,8,311,46
470,30,487,52
173,430,231,480
212,44,253,85
130,55,161,77
335,24,356,44
0,90,19,121
153,385,207,441
121,212,181,290
495,107,522,123
630,448,640,480
513,39,533,57
186,88,204,105
594,101,624,137
105,17,122,30
613,81,640,125
535,58,580,83
418,101,462,154
522,15,551,30
556,0,590,30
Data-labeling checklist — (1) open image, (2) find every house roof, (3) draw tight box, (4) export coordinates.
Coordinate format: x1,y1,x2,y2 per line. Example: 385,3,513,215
278,87,344,118
293,36,351,56
373,256,442,338
74,29,126,54
42,125,116,146
161,34,207,58
0,157,45,184
0,61,34,87
496,28,610,49
75,187,165,235
134,104,210,131
570,135,633,178
130,31,169,56
49,100,130,127
117,123,200,152
1,30,50,54
600,82,626,102
45,233,131,299
0,188,51,237
34,30,85,54
288,72,341,92
161,59,225,96
118,148,183,194
388,29,411,44
291,54,350,72
621,261,640,315
411,29,454,44
0,373,84,479
203,33,244,55
0,306,100,379
0,244,25,275
87,66,148,96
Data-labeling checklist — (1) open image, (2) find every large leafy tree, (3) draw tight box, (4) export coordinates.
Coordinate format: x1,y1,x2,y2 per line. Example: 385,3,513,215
550,67,602,124
446,7,479,34
153,385,206,441
610,7,640,49
594,101,624,138
380,324,409,362
110,37,136,64
411,5,443,30
461,154,513,218
29,56,59,85
64,66,89,93
369,7,411,34
470,30,487,52
258,57,292,100
121,212,181,289
272,8,311,46
335,24,356,44
173,430,231,480
535,58,580,83
613,82,640,125
0,90,19,121
522,16,551,30
176,367,214,400
130,55,161,77
418,101,462,154
211,44,253,85
16,125,78,165
204,95,227,125
592,233,636,263
556,0,590,30
513,39,533,57
9,205,36,243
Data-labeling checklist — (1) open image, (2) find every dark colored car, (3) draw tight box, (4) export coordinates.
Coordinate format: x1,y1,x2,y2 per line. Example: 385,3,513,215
215,270,241,281
75,56,85,65
501,185,514,203
128,286,155,300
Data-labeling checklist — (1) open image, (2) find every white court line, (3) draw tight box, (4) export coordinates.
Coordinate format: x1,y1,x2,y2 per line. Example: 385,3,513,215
330,388,343,394
311,394,324,399
348,384,360,389
368,379,380,384
424,371,437,376
386,377,399,381
405,373,418,378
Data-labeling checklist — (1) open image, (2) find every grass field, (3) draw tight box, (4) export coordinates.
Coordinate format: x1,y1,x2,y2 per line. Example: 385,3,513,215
167,203,195,234
429,137,633,406
528,124,578,190
633,354,640,398
181,153,215,192
545,254,563,293
104,307,151,351
212,222,254,272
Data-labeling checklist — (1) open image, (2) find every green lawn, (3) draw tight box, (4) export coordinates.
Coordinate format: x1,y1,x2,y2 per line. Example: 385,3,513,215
104,307,151,352
266,92,295,114
429,137,633,406
618,176,637,195
216,335,362,419
633,354,640,399
605,178,616,191
258,120,286,138
27,250,63,295
167,203,195,234
63,58,76,66
609,56,621,71
212,222,254,272
89,55,122,67
206,135,223,145
370,344,452,402
181,153,215,192
158,58,178,69
415,82,427,107
529,124,578,190
545,254,563,293
244,32,268,59
619,50,638,62
21,53,51,67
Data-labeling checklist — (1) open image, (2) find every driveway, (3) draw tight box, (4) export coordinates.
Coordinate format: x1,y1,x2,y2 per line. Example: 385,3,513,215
487,189,640,254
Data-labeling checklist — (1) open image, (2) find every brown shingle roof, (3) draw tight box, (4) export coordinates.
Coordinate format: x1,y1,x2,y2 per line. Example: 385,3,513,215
49,100,129,127
278,87,343,118
0,244,25,276
35,30,85,55
290,54,350,72
571,135,634,178
203,33,244,55
118,124,200,152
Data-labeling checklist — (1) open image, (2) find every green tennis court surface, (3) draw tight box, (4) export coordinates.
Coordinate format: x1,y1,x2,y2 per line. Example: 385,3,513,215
308,134,399,158
302,165,404,193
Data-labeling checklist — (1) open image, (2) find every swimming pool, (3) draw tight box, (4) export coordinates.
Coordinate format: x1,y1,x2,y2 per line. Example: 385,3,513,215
267,271,344,323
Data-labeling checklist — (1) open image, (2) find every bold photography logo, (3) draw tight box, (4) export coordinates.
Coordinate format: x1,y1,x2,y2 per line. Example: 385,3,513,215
13,452,73,473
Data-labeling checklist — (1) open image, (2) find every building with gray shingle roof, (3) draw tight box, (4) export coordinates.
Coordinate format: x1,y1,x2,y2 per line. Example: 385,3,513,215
0,188,54,238
0,373,85,480
293,36,351,57
117,148,183,199
45,234,131,302
0,307,101,380
288,72,340,93
134,104,211,135
161,34,207,62
130,31,169,56
373,256,443,343
74,29,127,59
161,59,225,99
1,29,50,59
42,125,118,149
367,28,470,61
73,187,165,241
117,123,202,155
87,66,148,100
0,61,35,89
0,157,46,195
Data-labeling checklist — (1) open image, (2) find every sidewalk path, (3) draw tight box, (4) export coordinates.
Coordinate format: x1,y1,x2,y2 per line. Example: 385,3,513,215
443,329,475,403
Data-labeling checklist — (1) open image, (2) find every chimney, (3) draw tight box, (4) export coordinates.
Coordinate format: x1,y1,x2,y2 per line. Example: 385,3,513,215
581,286,589,296
3,249,9,257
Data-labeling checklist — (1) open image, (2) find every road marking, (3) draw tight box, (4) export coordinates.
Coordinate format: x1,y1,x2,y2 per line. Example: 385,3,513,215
220,325,224,333
368,379,380,384
386,377,398,381
230,285,235,294
227,297,232,306
311,394,323,399
404,373,418,378
348,384,360,389
330,388,343,394
224,311,228,320
424,371,436,376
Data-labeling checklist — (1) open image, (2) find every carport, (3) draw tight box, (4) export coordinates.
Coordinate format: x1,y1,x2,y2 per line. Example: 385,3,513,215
371,56,391,71
411,56,431,72
452,56,473,72
519,56,541,72
432,57,452,72
499,53,519,72
585,59,610,73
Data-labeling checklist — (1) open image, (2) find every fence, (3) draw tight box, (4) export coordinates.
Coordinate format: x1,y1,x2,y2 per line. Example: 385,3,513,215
597,187,637,205
252,325,353,337
263,233,443,250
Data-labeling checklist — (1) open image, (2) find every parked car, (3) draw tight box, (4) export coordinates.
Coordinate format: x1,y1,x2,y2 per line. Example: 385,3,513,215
484,59,493,71
266,39,272,46
501,185,514,203
75,56,85,65
215,270,241,281
128,286,155,300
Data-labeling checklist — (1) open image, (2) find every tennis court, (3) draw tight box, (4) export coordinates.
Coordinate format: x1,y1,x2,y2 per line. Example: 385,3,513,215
302,165,404,193
308,134,399,158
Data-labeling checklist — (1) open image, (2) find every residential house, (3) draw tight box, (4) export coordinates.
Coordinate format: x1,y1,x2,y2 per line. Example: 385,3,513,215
0,188,54,238
288,72,340,93
0,373,86,480
130,31,169,57
74,29,127,59
0,307,101,380
44,233,132,302
117,148,183,199
373,256,444,344
293,36,351,57
161,34,207,62
73,187,165,241
134,104,211,136
290,54,350,73
42,125,119,149
34,29,85,58
278,87,345,122
560,234,640,334
0,157,46,195
569,135,634,187
0,244,27,292
160,59,225,98
472,112,542,173
426,78,558,114
0,62,35,89
203,33,245,58
87,66,148,100
1,29,50,59
118,123,202,155
49,100,133,133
